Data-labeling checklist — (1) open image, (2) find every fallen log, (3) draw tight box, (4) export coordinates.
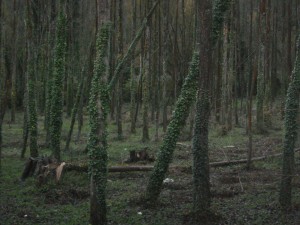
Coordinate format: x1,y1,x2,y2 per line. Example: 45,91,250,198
22,149,299,181
65,151,295,173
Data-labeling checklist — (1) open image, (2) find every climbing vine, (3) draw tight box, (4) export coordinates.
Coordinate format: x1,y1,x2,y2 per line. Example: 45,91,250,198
87,22,111,224
212,0,232,45
279,34,300,209
145,51,200,202
49,8,67,161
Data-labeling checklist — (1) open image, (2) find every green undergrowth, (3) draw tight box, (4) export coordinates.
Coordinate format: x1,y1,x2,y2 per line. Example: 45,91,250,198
1,110,300,224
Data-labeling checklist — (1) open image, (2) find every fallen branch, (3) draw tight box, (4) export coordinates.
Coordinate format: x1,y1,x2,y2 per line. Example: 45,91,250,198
66,150,296,173
22,149,299,180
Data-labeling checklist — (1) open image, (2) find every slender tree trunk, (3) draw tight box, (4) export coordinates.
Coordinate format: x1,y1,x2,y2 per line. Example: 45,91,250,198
0,0,3,173
192,0,212,215
45,0,56,145
49,2,67,161
11,0,17,123
88,1,110,224
65,72,85,152
116,0,123,140
26,0,38,158
162,0,169,133
256,0,266,133
246,0,255,170
130,0,137,134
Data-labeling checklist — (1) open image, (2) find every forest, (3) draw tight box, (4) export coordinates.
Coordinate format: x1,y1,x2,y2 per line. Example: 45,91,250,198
1,0,300,224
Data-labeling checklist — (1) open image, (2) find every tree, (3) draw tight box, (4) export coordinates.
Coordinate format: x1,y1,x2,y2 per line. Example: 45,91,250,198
279,34,300,210
25,0,39,158
116,0,123,140
88,0,110,223
145,0,231,205
192,0,213,215
49,1,67,161
256,0,266,133
0,0,3,173
145,50,200,203
130,0,137,134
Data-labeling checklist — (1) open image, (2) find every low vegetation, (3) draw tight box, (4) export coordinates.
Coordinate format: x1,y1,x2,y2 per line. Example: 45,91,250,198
1,108,300,225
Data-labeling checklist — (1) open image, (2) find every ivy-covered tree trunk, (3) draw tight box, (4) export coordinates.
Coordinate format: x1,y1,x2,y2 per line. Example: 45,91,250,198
145,0,231,204
145,51,199,202
26,0,38,158
49,2,67,161
44,0,56,145
88,0,110,223
279,34,300,210
192,0,212,215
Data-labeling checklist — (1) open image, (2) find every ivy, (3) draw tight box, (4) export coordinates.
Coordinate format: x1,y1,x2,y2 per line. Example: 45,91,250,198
145,51,200,202
279,34,300,209
49,9,67,161
87,22,111,223
212,0,232,46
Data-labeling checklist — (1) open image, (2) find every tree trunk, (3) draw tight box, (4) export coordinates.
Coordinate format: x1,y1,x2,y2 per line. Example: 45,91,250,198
192,0,212,215
26,0,38,158
279,34,300,210
88,1,110,223
116,0,123,140
49,2,67,161
145,51,200,203
130,0,137,134
256,0,266,133
65,72,85,152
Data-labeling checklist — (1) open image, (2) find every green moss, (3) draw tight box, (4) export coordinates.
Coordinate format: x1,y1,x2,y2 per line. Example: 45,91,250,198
145,51,200,202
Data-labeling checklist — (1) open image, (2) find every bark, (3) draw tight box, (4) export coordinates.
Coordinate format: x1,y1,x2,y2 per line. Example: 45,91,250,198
65,72,85,151
192,0,213,215
116,0,123,140
88,2,110,222
145,51,200,203
256,0,266,133
26,0,39,158
49,4,67,161
279,34,300,210
11,0,17,123
108,0,160,91
0,0,3,173
142,5,151,142
130,0,137,134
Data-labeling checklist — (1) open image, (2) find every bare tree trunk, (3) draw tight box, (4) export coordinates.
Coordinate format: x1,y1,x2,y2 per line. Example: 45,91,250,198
116,0,123,140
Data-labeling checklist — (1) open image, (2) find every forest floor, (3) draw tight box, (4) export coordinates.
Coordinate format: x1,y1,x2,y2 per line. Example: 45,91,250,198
1,110,300,224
